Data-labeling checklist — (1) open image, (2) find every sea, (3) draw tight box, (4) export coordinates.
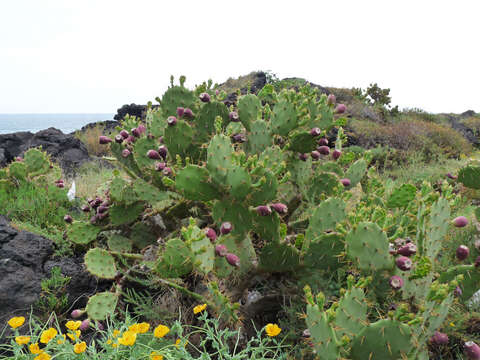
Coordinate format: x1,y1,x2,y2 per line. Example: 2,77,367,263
0,113,115,135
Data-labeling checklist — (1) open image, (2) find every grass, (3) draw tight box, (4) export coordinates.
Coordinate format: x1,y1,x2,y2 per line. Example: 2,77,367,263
74,124,111,157
72,160,120,200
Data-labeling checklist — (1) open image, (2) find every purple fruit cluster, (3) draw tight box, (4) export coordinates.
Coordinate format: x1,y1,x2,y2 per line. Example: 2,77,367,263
255,203,288,216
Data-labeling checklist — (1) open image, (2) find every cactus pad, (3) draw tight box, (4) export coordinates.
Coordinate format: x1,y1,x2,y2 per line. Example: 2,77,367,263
133,137,160,170
110,202,144,226
175,165,221,201
160,85,196,118
107,233,132,253
246,120,272,155
237,94,261,131
305,198,346,243
288,130,317,153
458,164,480,189
207,135,235,184
387,183,416,208
305,302,340,360
67,222,100,245
84,248,117,279
271,100,297,136
335,287,367,340
303,233,345,271
156,238,193,278
259,242,300,272
195,101,229,141
23,148,50,177
164,119,195,159
86,292,119,321
345,159,367,187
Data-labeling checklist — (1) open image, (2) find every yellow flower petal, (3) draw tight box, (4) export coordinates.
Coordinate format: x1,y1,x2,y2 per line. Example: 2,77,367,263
150,351,164,360
8,316,25,329
40,328,58,344
193,303,207,314
29,343,43,354
118,331,137,346
113,329,120,337
34,353,51,360
154,324,170,338
66,320,82,331
74,341,87,354
175,338,188,348
137,322,150,333
15,336,30,345
265,323,281,337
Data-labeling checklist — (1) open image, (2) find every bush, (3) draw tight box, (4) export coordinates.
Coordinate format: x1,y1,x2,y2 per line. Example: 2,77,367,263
75,124,111,157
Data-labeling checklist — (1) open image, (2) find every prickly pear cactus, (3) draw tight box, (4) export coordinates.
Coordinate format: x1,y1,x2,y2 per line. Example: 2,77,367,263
458,164,480,189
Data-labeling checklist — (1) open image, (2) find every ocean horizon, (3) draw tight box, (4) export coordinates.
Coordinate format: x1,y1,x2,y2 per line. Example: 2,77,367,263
0,113,115,135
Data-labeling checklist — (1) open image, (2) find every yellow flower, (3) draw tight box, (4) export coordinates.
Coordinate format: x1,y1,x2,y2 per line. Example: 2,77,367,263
66,320,82,331
175,338,187,348
74,341,87,354
265,323,281,337
8,316,25,329
29,343,43,354
112,343,118,348
150,351,164,360
67,330,81,341
57,334,66,345
193,303,207,314
118,330,137,346
450,322,455,327
153,324,170,338
15,336,30,345
40,328,58,344
106,339,112,345
113,329,120,337
129,322,149,333
34,353,51,360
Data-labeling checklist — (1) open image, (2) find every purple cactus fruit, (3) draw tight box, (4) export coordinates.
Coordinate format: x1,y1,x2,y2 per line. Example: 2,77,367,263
97,205,108,214
327,94,336,106
176,107,185,117
162,167,172,176
71,309,84,319
64,215,73,224
340,178,351,187
15,156,23,162
220,222,233,235
465,341,480,359
158,145,168,159
114,134,124,143
215,244,228,257
256,205,272,216
167,116,177,126
120,130,129,139
79,319,90,331
335,104,346,114
56,182,65,188
446,172,458,180
475,256,480,268
122,149,131,158
317,145,330,155
205,227,217,242
456,245,470,261
389,243,396,255
147,150,161,160
318,138,329,146
453,216,468,228
155,162,166,171
137,124,146,134
99,136,112,144
232,133,247,143
298,153,308,161
229,111,240,122
395,256,412,271
96,322,104,331
81,205,90,212
389,275,404,290
184,108,194,118
92,197,102,209
311,150,320,160
332,149,342,160
215,89,220,96
455,286,463,297
226,253,240,267
125,135,136,143
271,203,288,214
90,215,98,224
131,128,141,137
199,92,211,103
310,127,321,137
97,211,109,220
430,331,449,345
397,243,417,257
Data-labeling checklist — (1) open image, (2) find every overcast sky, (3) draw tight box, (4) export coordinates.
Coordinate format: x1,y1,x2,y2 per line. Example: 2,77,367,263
1,0,478,114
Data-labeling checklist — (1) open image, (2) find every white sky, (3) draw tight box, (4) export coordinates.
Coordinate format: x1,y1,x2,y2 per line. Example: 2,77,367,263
0,0,478,114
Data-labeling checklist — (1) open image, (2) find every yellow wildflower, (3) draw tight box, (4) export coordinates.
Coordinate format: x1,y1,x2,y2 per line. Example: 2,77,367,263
175,338,188,348
150,351,164,360
265,323,281,337
118,330,137,346
193,303,207,314
40,328,58,344
129,322,149,333
74,341,87,354
34,353,51,360
450,322,455,327
15,336,30,345
29,343,43,354
66,320,82,331
67,330,81,341
8,316,25,329
112,343,118,348
153,324,170,338
113,329,120,337
57,334,66,345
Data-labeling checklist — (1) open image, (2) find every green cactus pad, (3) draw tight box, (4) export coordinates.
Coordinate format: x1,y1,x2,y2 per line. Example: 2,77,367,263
226,166,251,200
212,200,253,237
252,212,281,243
133,136,162,170
309,172,340,200
86,292,119,321
146,109,166,137
187,226,215,275
288,130,317,153
246,120,272,155
305,198,346,244
439,265,480,301
164,119,195,159
107,233,132,253
84,248,117,279
305,303,340,360
271,100,297,136
335,287,367,340
387,183,416,208
215,234,256,276
458,165,480,189
175,165,221,201
259,242,300,272
345,159,367,187
67,222,100,245
23,148,50,177
109,202,144,226
9,161,27,180
207,135,235,184
156,238,193,278
346,222,392,271
0,179,13,192
318,162,344,177
303,233,345,271
237,94,261,131
110,142,141,177
130,222,157,250
350,319,413,360
160,85,196,118
475,207,480,221
247,169,278,206
425,198,450,259
195,101,229,141
133,178,168,203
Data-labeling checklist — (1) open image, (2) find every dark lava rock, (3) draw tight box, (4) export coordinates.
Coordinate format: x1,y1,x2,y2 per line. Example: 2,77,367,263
0,127,91,172
223,72,268,108
75,120,119,135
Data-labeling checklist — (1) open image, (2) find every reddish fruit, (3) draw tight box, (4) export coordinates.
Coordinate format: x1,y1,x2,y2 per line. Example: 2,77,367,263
97,205,108,214
397,243,417,257
215,89,220,95
199,92,211,103
430,331,449,345
310,127,321,137
81,205,90,212
453,216,468,228
120,130,129,139
335,104,346,114
447,172,458,180
332,149,342,160
184,108,194,118
327,94,336,106
455,286,463,297
15,156,23,162
464,341,480,359
317,145,330,155
389,243,396,255
298,153,308,161
97,211,109,220
220,222,233,235
158,145,168,159
395,256,412,271
125,135,136,143
456,245,470,261
311,150,320,160
318,138,329,146
71,309,84,319
256,205,272,216
122,149,131,158
271,203,288,214
162,167,172,176
226,253,240,267
90,215,98,224
167,116,177,126
99,136,112,144
215,244,228,257
205,228,217,242
79,319,90,331
147,150,161,160
56,182,65,188
229,111,240,122
64,215,73,223
340,178,351,187
158,136,164,144
389,275,404,290
155,162,166,171
232,133,247,143
131,128,141,137
137,124,146,134
114,134,123,143
177,107,185,117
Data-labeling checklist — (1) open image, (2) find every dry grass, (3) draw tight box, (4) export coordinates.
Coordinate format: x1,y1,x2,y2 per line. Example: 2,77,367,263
218,72,261,94
75,124,111,157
